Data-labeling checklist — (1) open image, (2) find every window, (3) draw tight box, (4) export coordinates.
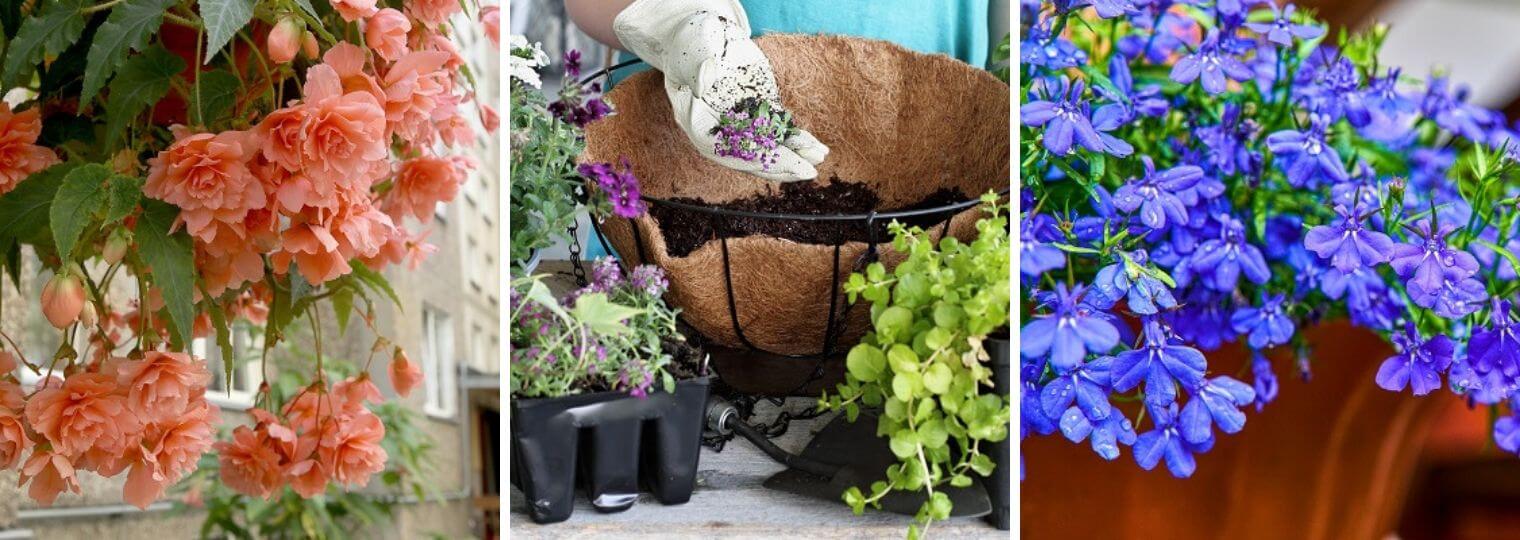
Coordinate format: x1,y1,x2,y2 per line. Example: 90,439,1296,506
195,322,265,409
422,306,456,418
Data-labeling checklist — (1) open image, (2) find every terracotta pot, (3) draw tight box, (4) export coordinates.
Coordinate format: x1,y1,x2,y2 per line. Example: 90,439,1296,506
1022,322,1452,539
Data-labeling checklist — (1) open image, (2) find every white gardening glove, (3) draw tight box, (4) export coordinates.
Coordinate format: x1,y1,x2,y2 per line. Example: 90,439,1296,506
614,0,829,182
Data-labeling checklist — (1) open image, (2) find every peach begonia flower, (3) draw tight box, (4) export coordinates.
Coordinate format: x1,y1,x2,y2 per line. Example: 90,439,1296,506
254,105,309,173
407,0,461,27
215,423,286,499
125,401,217,509
365,8,411,62
273,219,352,285
267,17,302,64
115,351,210,424
321,412,386,488
389,351,423,398
0,379,25,411
283,434,329,498
0,103,59,196
381,50,452,141
302,64,389,181
333,376,383,416
0,410,32,469
481,6,501,46
24,372,140,458
479,103,499,133
144,130,266,242
389,155,468,223
20,449,81,506
331,0,377,22
322,43,386,106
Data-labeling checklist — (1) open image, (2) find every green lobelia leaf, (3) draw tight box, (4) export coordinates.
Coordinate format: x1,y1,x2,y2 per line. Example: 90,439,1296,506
190,69,241,126
137,199,198,348
0,162,79,245
81,0,178,104
197,0,254,65
104,174,143,223
50,163,112,261
104,45,184,148
1,0,87,86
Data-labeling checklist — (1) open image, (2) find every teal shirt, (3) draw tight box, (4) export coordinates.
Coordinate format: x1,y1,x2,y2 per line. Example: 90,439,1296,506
614,0,992,75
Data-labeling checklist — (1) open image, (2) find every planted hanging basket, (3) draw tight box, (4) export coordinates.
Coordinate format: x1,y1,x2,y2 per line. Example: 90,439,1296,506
510,376,711,524
582,34,1009,358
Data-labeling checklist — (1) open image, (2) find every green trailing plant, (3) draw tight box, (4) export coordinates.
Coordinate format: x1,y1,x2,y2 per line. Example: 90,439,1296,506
819,192,1012,539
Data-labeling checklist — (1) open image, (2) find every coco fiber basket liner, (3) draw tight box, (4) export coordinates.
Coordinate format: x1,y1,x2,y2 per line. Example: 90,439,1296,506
582,34,1009,357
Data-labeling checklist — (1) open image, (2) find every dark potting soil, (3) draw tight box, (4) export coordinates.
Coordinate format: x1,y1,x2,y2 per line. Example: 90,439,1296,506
649,179,967,257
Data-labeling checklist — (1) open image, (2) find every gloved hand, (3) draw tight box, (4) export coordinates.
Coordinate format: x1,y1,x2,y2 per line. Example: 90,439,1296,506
614,0,829,182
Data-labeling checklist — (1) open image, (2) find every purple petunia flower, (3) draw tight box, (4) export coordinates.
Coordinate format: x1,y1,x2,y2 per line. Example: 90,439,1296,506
1376,323,1455,396
1170,30,1254,95
1243,3,1323,46
1388,220,1479,295
1303,202,1396,272
1191,215,1271,292
1113,156,1203,230
1179,375,1256,444
1021,284,1122,371
1112,319,1207,407
1266,115,1351,186
1021,214,1067,277
1133,402,1211,478
1230,293,1296,349
1250,351,1278,412
1058,405,1137,460
1041,356,1114,421
578,158,647,218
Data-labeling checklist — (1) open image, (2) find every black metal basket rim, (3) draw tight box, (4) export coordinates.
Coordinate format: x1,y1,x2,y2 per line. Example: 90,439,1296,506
581,59,1010,223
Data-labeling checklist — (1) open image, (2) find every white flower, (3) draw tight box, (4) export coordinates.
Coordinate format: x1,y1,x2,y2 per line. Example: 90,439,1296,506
508,35,550,88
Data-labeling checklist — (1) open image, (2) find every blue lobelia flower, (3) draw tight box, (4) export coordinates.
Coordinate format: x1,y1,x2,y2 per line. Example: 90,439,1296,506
1058,405,1137,460
1196,103,1262,178
1360,68,1418,142
1266,114,1351,186
1303,201,1396,272
1167,288,1236,351
1021,214,1066,277
1041,355,1115,421
1112,319,1207,408
1376,323,1455,396
1421,76,1490,142
1023,374,1059,437
1294,54,1370,127
1190,215,1271,292
1179,376,1256,444
1118,11,1200,65
1243,3,1323,46
1170,29,1254,95
1133,402,1212,478
1496,406,1520,455
1409,275,1486,319
1112,156,1203,230
1021,284,1122,372
1470,299,1520,389
1230,293,1296,349
1250,351,1279,412
1023,78,1128,156
1088,0,1138,19
1320,266,1386,311
1090,250,1178,315
1095,56,1168,119
1388,220,1479,295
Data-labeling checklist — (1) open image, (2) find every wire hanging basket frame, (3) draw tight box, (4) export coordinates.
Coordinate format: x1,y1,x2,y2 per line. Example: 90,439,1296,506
571,59,1008,385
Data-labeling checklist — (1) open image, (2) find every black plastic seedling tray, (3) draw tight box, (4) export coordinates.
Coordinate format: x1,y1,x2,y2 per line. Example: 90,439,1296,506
510,377,711,524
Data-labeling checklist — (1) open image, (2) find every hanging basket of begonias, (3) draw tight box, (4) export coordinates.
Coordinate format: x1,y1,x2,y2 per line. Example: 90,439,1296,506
1020,1,1520,478
0,0,496,508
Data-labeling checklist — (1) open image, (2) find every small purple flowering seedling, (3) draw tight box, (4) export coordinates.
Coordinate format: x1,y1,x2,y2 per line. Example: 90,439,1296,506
709,97,797,170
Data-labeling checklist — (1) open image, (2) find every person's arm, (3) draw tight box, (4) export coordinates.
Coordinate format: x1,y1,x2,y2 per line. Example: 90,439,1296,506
564,0,637,50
